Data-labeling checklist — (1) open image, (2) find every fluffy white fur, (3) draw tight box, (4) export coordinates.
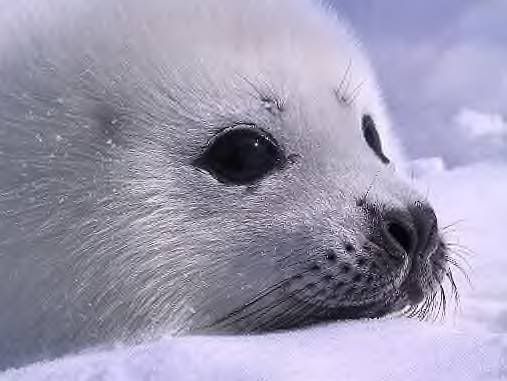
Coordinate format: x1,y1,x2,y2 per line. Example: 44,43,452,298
1,0,434,372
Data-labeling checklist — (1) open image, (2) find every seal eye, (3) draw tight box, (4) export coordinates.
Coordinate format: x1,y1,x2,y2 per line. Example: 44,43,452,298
361,114,390,164
195,125,286,185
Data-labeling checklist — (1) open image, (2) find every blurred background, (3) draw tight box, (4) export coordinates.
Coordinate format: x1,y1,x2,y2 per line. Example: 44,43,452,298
334,0,507,168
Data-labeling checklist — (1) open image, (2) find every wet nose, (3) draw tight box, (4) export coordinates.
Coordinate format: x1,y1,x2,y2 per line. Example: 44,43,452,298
386,219,414,254
384,202,438,256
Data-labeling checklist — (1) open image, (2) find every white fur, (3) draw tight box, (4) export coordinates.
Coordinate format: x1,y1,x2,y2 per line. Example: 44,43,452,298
0,0,423,371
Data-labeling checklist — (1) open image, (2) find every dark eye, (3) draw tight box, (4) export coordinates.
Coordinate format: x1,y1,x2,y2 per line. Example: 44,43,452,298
361,114,390,164
194,125,286,185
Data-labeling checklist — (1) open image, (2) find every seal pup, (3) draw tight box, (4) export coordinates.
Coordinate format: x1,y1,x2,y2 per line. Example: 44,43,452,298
0,0,453,370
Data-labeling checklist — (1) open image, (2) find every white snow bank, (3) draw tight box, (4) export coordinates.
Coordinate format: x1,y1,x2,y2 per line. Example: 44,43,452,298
2,162,506,381
2,319,504,381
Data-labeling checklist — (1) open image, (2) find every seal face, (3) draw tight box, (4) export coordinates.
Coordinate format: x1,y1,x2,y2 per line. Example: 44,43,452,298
0,0,455,370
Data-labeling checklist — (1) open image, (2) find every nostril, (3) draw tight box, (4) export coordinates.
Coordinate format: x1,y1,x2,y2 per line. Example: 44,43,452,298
387,221,414,254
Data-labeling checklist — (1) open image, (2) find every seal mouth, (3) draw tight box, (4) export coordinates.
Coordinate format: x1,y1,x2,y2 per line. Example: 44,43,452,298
393,236,457,319
390,221,443,302
249,302,394,333
196,232,453,335
199,299,397,334
285,237,452,329
399,278,425,304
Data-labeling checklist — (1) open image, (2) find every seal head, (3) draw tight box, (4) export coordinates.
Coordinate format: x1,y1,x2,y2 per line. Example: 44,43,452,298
0,0,452,369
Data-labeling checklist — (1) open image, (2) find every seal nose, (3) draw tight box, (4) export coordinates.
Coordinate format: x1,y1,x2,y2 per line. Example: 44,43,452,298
386,219,414,254
384,202,437,257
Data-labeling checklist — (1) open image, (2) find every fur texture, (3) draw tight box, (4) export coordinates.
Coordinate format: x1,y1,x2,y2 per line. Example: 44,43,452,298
0,0,447,370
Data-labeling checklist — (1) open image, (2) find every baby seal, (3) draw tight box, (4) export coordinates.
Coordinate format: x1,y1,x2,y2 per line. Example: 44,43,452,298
0,0,451,370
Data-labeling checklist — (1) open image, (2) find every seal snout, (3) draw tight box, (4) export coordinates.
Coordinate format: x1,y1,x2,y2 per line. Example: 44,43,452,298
371,201,443,306
383,201,438,260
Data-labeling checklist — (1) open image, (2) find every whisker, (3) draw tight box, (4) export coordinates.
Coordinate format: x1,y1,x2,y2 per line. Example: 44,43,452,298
445,256,471,286
202,266,319,331
439,284,447,319
348,80,365,105
237,290,304,332
441,219,466,232
361,170,381,204
445,242,475,258
255,292,314,332
335,59,352,104
197,277,292,331
445,250,472,270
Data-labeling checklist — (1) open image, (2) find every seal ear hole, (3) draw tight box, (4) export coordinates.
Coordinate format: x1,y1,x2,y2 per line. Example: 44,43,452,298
194,124,286,185
361,114,390,164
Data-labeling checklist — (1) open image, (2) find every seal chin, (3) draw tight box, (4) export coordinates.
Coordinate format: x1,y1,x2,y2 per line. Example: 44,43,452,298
281,237,450,330
222,301,397,334
259,303,393,332
252,294,418,333
400,279,426,305
202,233,450,334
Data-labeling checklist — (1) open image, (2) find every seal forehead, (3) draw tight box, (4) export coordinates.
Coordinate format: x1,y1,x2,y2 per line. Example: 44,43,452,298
7,0,394,162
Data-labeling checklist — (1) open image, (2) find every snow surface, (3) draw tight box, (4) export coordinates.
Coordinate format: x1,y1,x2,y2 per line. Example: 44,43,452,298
2,162,506,381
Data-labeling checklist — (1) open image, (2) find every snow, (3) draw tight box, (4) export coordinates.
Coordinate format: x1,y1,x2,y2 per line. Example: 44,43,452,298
2,161,506,380
1,320,504,381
